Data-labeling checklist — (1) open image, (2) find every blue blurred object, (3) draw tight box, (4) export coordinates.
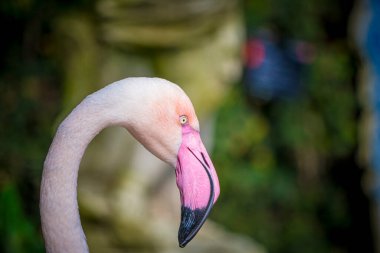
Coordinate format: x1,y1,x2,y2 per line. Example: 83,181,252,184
366,0,380,74
365,0,380,200
243,30,314,101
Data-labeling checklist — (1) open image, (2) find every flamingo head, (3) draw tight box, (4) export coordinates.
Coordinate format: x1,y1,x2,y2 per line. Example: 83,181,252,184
121,78,220,247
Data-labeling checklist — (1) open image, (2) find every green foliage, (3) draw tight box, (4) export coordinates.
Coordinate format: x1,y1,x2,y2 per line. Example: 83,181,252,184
0,184,44,253
211,0,358,251
0,1,67,251
0,70,59,253
211,47,356,252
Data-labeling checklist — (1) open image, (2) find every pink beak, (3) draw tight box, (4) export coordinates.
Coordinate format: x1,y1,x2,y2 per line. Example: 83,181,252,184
175,125,220,247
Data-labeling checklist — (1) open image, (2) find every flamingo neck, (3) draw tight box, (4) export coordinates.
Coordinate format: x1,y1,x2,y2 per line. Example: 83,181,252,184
40,87,126,253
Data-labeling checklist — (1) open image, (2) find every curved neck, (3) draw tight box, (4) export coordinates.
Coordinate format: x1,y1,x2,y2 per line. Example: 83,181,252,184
40,90,125,253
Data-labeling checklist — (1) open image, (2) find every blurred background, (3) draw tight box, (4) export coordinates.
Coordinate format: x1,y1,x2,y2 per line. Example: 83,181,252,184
1,0,379,252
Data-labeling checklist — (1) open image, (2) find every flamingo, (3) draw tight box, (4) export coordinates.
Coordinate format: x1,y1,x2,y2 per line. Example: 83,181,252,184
40,77,220,253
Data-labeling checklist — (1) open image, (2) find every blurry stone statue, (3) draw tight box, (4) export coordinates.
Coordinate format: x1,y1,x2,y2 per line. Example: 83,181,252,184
52,0,265,252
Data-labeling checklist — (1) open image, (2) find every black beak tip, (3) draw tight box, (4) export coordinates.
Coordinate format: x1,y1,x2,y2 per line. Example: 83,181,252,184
178,206,210,248
178,229,193,248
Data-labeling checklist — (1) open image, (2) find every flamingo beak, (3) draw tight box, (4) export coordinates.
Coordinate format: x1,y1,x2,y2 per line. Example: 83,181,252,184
175,125,220,247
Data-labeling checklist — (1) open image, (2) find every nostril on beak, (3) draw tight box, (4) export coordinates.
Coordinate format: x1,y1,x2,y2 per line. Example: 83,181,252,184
200,152,210,168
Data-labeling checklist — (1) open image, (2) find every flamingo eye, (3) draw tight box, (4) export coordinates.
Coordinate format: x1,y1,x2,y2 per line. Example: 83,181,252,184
179,115,188,125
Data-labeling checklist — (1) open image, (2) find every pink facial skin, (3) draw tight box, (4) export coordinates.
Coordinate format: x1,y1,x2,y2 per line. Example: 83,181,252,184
175,124,220,247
